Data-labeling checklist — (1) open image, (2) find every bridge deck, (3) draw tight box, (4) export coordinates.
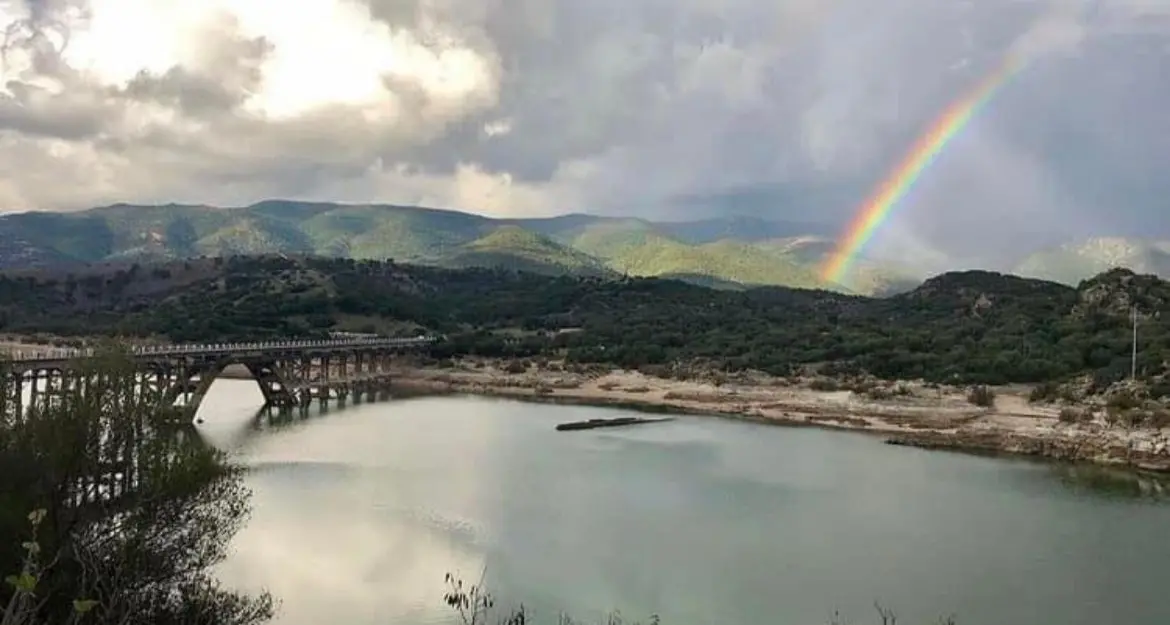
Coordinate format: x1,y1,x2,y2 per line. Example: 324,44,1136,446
3,336,434,518
3,336,434,365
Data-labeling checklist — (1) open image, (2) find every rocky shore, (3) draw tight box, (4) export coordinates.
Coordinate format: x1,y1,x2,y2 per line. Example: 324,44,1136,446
387,358,1170,473
886,429,1170,473
5,335,1168,473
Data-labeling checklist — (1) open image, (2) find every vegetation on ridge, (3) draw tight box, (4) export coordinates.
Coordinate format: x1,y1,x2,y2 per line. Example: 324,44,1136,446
1,257,1168,390
440,226,615,277
0,202,917,295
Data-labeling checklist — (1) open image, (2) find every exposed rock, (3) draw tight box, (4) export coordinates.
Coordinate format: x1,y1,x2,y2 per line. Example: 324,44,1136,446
887,427,1170,473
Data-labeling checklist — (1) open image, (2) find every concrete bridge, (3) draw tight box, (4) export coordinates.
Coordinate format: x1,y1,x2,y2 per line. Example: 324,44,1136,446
1,336,435,513
3,336,435,423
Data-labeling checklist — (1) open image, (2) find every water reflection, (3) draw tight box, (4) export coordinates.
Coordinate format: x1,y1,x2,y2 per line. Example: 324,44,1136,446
1048,464,1170,502
195,384,439,452
200,389,513,624
218,470,486,625
193,381,1170,625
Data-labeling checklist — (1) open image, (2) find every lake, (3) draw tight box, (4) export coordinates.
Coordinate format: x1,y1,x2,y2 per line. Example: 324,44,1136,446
196,380,1170,625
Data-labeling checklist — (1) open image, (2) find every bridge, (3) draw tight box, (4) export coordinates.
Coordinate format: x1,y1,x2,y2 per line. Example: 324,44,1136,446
1,336,434,515
3,336,435,423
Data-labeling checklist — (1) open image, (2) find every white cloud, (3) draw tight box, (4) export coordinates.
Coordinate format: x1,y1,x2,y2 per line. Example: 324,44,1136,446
42,0,497,119
1008,2,1089,61
482,117,512,137
0,0,1167,265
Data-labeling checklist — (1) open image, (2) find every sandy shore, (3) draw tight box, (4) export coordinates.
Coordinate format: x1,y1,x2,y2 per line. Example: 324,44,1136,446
387,358,1170,473
6,336,1168,473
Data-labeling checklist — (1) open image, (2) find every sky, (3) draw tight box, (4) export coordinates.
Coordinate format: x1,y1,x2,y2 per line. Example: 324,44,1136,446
0,0,1168,267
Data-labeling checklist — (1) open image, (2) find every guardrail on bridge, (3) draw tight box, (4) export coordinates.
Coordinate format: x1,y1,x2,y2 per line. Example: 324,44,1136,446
2,336,436,363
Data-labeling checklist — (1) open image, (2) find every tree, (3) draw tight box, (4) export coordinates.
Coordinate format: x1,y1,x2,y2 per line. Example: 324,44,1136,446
0,350,274,625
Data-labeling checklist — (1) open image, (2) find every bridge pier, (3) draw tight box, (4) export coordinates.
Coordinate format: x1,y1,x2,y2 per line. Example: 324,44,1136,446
1,337,431,514
259,348,396,413
1,369,22,429
2,336,430,423
23,367,69,416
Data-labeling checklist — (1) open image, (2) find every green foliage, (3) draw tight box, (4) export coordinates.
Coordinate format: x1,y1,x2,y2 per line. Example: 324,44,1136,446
568,223,851,291
442,227,615,277
0,351,273,625
637,239,832,290
3,509,50,625
3,258,1170,389
196,214,314,256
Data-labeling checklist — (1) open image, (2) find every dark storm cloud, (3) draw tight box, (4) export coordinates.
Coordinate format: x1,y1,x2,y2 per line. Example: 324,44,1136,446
0,0,1167,267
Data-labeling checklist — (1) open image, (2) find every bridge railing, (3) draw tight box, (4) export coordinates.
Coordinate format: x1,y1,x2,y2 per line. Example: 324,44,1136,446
2,336,435,363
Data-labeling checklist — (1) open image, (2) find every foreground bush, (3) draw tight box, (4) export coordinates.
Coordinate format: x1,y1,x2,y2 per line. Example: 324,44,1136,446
442,574,957,625
0,351,273,625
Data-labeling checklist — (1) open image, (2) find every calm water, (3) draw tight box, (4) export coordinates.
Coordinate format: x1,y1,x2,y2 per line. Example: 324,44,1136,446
196,381,1170,625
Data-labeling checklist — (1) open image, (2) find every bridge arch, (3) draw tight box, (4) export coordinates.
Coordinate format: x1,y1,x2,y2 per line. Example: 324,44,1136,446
5,337,433,423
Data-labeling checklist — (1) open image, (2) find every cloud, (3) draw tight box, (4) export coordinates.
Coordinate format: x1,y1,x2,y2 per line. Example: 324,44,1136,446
0,0,1167,267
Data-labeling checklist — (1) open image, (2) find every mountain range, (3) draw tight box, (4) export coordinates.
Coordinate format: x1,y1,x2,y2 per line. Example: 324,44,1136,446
1011,237,1170,285
0,201,920,296
0,200,1165,295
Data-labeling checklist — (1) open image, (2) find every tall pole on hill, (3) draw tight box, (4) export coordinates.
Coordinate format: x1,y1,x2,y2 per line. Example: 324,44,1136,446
1132,305,1138,380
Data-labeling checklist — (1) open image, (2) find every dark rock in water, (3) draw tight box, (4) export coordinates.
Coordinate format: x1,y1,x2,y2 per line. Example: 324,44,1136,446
556,416,674,431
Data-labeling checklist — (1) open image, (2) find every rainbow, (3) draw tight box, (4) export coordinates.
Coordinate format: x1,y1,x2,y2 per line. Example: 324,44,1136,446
820,53,1027,286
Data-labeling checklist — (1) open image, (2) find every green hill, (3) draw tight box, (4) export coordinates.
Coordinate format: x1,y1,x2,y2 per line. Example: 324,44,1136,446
748,236,922,296
4,257,1169,390
653,215,833,244
439,226,615,277
299,204,492,261
558,221,846,291
0,201,920,295
624,238,832,291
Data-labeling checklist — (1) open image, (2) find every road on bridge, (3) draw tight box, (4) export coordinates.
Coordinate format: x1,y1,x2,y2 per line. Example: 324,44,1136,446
3,336,436,364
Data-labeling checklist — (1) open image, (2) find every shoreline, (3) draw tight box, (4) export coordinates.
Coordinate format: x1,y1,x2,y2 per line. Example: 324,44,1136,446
10,342,1170,474
383,359,1170,474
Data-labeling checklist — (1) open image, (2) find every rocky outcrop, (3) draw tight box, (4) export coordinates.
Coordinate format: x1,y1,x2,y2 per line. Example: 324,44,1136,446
887,428,1170,472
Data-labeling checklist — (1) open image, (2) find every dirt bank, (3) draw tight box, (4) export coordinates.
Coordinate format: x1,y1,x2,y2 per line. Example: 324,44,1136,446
388,358,1170,473
5,337,1167,473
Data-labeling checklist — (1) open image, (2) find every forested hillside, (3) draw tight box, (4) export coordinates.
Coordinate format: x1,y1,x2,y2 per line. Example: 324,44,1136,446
1,256,1165,389
0,202,918,295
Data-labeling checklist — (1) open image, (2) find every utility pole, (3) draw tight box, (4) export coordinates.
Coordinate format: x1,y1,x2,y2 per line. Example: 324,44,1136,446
1131,305,1138,380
